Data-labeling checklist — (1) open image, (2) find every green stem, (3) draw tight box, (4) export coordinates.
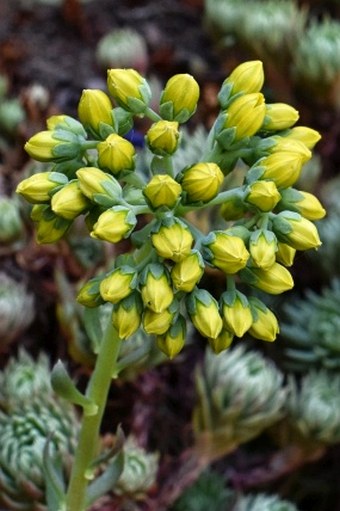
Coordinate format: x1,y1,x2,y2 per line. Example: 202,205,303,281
65,319,122,511
175,188,242,216
81,140,99,150
145,107,162,122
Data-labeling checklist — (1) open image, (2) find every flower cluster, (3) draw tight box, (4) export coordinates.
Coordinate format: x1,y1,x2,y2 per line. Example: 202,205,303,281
17,62,325,357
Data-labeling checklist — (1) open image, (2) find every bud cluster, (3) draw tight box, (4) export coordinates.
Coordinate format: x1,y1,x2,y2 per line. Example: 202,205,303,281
17,62,325,357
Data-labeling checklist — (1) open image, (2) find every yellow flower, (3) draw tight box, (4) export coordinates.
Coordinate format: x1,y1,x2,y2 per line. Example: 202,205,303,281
32,205,71,244
156,316,186,359
276,242,296,266
171,250,205,292
222,60,264,98
143,174,181,209
283,126,321,150
186,289,223,339
111,293,142,340
241,262,294,295
24,131,61,162
51,180,90,220
91,207,136,243
221,291,253,337
76,167,122,202
160,73,200,123
151,219,193,262
258,152,304,188
273,211,322,250
208,328,234,354
78,89,113,132
246,180,281,211
224,92,266,140
270,138,311,164
143,308,173,335
107,68,151,113
180,162,224,203
76,277,104,308
99,267,137,304
98,133,135,174
203,230,249,274
262,103,299,131
248,297,279,342
140,264,174,313
278,188,326,221
146,120,180,155
16,172,67,204
249,230,277,270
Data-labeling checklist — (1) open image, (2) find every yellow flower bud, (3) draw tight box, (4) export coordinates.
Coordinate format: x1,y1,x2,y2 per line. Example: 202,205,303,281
276,242,296,267
246,180,281,211
100,267,137,304
76,277,104,308
248,297,279,342
78,89,113,132
262,103,299,131
32,205,71,244
223,60,264,97
46,115,67,130
107,68,151,113
156,316,186,359
91,206,137,243
143,174,181,209
224,93,266,140
270,138,311,163
203,230,250,274
151,219,194,262
98,133,135,175
249,230,278,270
241,262,294,295
171,250,204,292
180,162,224,203
278,188,326,221
258,152,304,188
160,74,200,123
140,264,174,313
272,211,322,250
51,180,90,220
24,131,60,162
146,120,180,156
221,291,253,337
143,308,173,335
111,292,142,340
283,126,321,150
208,328,234,354
16,171,67,204
76,167,122,203
186,289,223,340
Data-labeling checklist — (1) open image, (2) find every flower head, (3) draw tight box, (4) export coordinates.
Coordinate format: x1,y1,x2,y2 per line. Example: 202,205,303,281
107,68,151,113
160,73,200,123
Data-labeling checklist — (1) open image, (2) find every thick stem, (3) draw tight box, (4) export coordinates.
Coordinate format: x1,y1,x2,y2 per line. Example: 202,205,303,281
65,320,122,511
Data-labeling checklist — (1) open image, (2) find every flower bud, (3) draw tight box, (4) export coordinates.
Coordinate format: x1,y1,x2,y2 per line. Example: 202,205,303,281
283,126,321,150
76,276,105,308
276,242,296,266
143,174,181,209
245,180,281,211
270,138,311,163
46,115,86,137
186,288,223,339
98,133,135,175
160,74,200,123
107,68,151,113
240,262,294,295
51,180,90,220
171,249,205,292
76,167,122,205
78,89,113,133
179,162,224,203
219,60,264,108
100,266,137,304
277,188,326,220
249,230,278,270
24,130,80,162
143,308,173,336
140,263,174,313
248,297,279,342
262,103,299,131
221,290,253,337
208,328,234,354
272,211,322,250
202,230,249,274
220,190,248,220
252,152,304,188
16,171,68,204
91,206,137,243
224,93,266,140
146,120,180,156
32,206,71,244
151,218,193,262
112,292,143,339
156,316,186,359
